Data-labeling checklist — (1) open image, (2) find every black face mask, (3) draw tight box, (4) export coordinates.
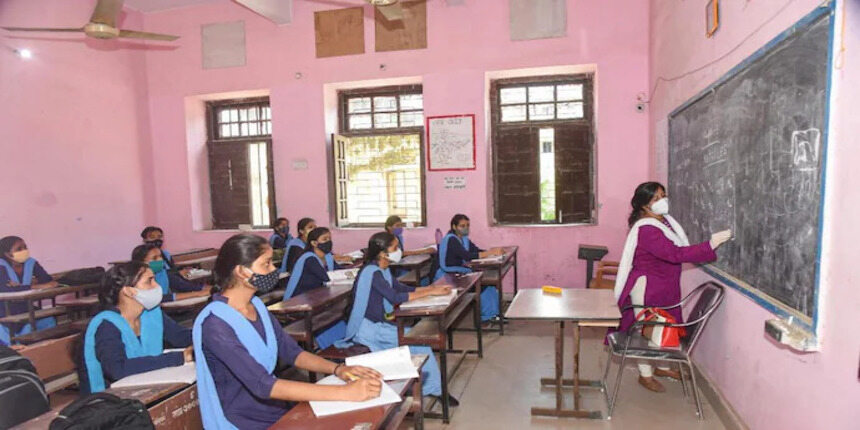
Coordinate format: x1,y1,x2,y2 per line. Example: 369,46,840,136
249,269,280,293
317,241,333,254
146,239,164,248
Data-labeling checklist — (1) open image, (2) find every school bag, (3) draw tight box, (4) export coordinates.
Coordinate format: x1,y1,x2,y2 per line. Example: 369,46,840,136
55,267,106,286
0,345,50,429
49,392,154,430
635,307,687,348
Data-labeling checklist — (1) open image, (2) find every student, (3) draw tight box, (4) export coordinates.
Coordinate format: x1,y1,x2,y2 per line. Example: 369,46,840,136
194,234,382,429
282,217,316,274
131,244,210,302
80,262,193,393
269,217,291,250
0,236,58,345
613,182,731,392
140,226,176,269
337,232,456,404
283,227,346,350
384,215,435,258
434,214,505,322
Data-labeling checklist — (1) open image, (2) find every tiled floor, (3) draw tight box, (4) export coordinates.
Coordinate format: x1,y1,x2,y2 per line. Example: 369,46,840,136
411,321,727,430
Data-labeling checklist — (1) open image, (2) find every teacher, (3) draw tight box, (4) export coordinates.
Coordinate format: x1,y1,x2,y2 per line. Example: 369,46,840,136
614,182,731,393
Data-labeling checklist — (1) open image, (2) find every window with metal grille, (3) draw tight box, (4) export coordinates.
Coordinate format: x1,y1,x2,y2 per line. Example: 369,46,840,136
334,85,426,227
490,75,595,225
206,98,277,229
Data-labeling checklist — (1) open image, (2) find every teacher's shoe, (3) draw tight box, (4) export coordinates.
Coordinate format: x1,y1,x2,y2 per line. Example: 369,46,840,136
653,368,682,381
638,376,666,393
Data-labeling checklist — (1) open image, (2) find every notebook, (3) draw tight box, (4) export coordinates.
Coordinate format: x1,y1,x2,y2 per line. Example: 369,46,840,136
309,375,404,418
470,254,505,264
328,268,359,283
398,289,458,310
110,362,196,388
345,346,419,380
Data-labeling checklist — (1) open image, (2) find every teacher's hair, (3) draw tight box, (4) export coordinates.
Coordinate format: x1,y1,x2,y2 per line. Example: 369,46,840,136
628,182,666,227
212,234,269,293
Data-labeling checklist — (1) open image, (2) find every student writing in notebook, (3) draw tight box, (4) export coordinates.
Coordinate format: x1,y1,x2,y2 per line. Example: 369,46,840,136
79,262,193,393
131,244,210,303
282,227,346,349
435,214,504,321
194,234,381,429
337,232,456,405
269,217,291,250
0,236,58,345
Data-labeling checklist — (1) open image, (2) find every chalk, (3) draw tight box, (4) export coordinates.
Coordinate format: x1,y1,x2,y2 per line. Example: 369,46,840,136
542,285,562,295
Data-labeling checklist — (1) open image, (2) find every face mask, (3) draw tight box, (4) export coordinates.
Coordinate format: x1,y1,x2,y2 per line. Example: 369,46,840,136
148,260,165,274
317,241,333,254
134,286,163,310
248,268,280,293
387,249,403,263
146,239,164,249
458,227,470,236
650,198,670,215
392,227,404,236
11,250,30,263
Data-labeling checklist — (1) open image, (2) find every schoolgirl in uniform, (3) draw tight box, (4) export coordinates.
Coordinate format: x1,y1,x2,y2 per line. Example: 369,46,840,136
0,236,58,345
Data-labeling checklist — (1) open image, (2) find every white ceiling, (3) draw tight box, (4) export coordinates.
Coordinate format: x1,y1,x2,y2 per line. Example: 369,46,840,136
124,0,226,13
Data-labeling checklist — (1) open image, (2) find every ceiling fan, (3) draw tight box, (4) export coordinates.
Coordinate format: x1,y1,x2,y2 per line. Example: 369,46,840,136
1,0,179,41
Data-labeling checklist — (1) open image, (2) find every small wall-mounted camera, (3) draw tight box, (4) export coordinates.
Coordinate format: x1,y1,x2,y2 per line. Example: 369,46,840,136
635,102,646,113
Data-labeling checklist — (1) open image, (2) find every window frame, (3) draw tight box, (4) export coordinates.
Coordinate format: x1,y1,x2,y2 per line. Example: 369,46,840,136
205,97,277,230
332,85,428,228
489,74,596,226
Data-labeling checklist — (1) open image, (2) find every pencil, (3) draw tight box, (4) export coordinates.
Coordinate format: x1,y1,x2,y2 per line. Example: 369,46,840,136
344,372,359,381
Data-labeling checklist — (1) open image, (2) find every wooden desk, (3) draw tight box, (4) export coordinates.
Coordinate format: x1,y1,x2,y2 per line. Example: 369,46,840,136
505,288,620,419
161,296,210,315
465,245,519,335
392,254,433,286
394,273,484,423
0,283,98,331
271,355,427,430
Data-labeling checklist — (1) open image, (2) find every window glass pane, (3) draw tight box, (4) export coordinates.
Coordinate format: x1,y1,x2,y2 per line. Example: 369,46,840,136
248,108,258,120
239,109,248,121
400,111,424,127
557,102,584,119
528,86,555,103
231,123,239,136
219,109,230,123
230,109,239,122
248,122,259,135
539,128,556,222
373,96,398,112
263,107,271,120
399,94,423,110
220,124,230,138
248,142,270,227
348,97,372,114
501,105,527,122
557,84,583,101
500,87,526,105
349,114,372,130
264,121,272,134
374,113,398,128
240,123,248,136
529,103,555,121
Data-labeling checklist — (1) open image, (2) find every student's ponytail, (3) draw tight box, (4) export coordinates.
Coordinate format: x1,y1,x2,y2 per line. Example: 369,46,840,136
212,234,269,294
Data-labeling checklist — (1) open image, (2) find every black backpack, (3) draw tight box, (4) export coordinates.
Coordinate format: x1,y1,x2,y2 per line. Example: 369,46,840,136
49,393,154,430
0,345,50,429
56,267,105,286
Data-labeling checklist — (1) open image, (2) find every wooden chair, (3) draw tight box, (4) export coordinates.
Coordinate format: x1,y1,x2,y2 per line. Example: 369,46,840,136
18,334,81,395
588,261,619,290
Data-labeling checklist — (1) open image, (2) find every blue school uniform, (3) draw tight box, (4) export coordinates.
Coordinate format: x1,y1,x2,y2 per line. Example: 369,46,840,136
269,232,291,250
336,263,442,396
81,307,191,393
194,295,305,429
152,266,205,303
283,252,345,350
434,232,500,321
280,238,306,274
0,258,58,345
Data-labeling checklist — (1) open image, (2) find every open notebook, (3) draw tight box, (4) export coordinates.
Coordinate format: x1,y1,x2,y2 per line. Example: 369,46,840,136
344,346,419,380
110,362,196,388
399,289,458,310
309,375,405,418
327,268,359,286
470,254,505,264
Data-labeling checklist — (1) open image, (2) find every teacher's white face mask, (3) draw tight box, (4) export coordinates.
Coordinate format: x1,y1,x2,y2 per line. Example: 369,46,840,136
650,198,670,215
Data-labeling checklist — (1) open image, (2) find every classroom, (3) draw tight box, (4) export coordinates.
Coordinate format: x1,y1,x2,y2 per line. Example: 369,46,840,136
1,0,858,429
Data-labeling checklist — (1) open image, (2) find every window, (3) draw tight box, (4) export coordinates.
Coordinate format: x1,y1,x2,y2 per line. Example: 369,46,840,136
491,75,595,225
334,85,426,227
206,98,276,229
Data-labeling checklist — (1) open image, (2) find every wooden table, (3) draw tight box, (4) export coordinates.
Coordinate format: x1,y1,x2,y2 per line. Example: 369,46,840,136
505,288,620,419
0,283,99,331
271,355,428,430
465,245,519,335
161,296,210,314
394,272,484,423
391,254,433,286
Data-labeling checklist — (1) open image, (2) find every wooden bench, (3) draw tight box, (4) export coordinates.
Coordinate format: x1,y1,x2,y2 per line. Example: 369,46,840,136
316,344,371,362
0,307,68,325
55,296,100,320
397,271,419,286
12,320,87,345
18,334,81,394
284,308,345,346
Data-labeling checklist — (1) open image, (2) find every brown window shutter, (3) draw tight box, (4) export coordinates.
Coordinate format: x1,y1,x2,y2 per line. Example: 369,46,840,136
554,123,593,223
208,142,252,229
332,134,350,226
494,126,540,224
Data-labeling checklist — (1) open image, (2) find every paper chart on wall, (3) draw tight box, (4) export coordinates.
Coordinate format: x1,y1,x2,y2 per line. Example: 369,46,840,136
427,115,476,171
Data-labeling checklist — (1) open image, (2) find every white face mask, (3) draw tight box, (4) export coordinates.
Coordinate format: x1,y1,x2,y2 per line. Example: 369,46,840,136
387,249,403,263
134,286,163,310
650,197,670,215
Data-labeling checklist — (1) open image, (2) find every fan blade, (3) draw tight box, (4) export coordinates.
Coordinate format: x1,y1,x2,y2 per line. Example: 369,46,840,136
2,26,84,33
90,0,123,27
118,29,179,41
376,3,404,21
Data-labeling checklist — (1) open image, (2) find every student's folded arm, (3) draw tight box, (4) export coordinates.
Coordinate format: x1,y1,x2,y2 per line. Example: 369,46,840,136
392,278,416,293
307,259,330,283
371,272,409,304
269,313,303,365
162,314,192,348
96,324,183,382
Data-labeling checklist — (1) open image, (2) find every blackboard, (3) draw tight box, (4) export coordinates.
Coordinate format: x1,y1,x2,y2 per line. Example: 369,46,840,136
668,9,832,319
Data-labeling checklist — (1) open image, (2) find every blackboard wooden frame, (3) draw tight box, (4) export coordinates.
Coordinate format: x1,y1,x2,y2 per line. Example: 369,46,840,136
667,3,836,337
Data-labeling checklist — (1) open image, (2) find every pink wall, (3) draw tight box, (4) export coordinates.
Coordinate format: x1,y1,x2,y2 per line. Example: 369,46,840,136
140,0,651,290
650,0,860,428
0,0,155,271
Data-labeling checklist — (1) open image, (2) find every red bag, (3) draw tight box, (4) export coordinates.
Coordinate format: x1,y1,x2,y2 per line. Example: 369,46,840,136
635,308,687,347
